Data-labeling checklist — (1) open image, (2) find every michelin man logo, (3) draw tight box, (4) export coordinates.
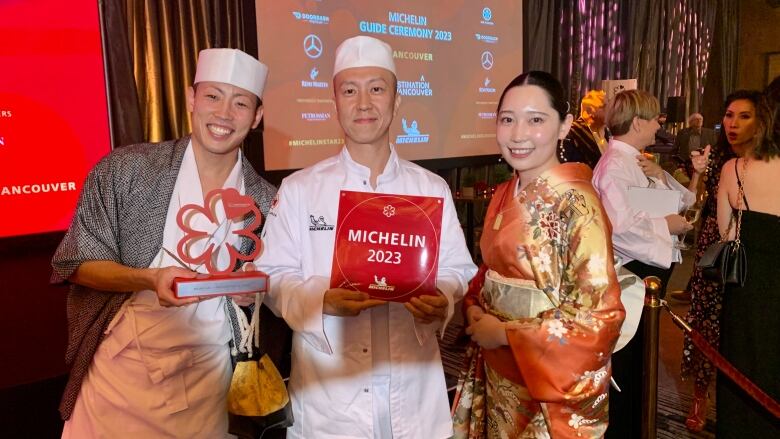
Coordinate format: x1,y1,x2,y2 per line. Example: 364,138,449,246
396,118,430,144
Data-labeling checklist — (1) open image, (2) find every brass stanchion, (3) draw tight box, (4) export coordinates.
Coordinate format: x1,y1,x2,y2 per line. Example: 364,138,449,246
641,276,662,439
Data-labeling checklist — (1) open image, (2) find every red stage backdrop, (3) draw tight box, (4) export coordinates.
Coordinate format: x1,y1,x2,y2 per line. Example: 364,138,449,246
0,0,111,238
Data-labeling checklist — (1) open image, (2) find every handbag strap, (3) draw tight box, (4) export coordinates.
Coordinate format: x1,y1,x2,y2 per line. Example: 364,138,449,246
732,159,745,244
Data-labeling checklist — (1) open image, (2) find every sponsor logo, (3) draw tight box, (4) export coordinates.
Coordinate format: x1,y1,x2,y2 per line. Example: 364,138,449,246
479,77,496,93
398,75,432,97
292,11,329,25
369,274,395,292
383,205,396,218
303,34,323,59
481,7,495,25
478,112,497,120
301,67,328,88
481,51,494,70
309,214,334,231
395,118,430,144
301,112,331,122
475,33,498,44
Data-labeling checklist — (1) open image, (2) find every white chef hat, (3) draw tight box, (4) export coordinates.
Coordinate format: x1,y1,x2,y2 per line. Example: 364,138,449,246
333,36,396,78
194,48,268,98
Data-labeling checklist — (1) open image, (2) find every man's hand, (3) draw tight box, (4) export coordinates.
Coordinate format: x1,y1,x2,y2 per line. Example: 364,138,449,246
637,154,667,183
665,213,694,235
323,288,386,316
404,292,449,324
465,312,508,349
232,262,261,306
153,266,200,307
690,144,712,175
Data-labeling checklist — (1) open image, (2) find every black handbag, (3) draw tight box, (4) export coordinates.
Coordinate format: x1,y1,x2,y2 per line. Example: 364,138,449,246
698,239,746,286
697,159,748,287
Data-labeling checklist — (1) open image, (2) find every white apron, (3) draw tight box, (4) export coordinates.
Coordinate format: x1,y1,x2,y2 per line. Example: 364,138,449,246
63,143,245,438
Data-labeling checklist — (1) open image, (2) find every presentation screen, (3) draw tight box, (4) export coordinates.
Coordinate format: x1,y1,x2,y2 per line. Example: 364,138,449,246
256,1,522,171
0,0,111,238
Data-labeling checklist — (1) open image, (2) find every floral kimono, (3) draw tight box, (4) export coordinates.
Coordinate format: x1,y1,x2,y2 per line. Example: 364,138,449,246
453,163,625,438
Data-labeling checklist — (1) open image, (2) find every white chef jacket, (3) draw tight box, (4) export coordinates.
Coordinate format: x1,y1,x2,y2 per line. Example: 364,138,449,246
63,143,241,439
256,146,477,439
592,139,695,268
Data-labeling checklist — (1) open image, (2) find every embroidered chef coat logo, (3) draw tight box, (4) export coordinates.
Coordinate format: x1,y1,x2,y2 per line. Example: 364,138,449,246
369,274,395,292
309,214,334,231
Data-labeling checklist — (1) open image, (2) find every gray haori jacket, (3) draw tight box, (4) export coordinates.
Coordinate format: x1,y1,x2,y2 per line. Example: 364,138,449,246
51,136,280,420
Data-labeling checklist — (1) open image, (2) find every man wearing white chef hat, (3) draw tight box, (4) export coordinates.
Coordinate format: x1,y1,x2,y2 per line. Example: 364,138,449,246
257,35,477,438
53,48,282,437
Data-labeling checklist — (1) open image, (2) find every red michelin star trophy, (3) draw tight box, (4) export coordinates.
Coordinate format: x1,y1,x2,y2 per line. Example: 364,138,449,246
172,188,268,298
330,190,443,302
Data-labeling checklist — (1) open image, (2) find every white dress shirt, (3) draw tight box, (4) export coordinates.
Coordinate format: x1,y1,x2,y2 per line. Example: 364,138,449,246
592,139,695,268
256,146,477,439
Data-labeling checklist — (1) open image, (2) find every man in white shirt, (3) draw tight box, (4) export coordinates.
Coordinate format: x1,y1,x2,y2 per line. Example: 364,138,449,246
256,36,477,439
592,89,694,439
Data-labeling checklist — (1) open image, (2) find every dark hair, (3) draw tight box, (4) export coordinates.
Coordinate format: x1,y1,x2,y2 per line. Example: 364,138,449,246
723,89,777,160
496,71,569,121
765,75,780,147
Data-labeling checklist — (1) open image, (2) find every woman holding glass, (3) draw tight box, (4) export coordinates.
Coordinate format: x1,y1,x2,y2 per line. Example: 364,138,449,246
679,90,763,431
714,90,780,436
452,71,625,438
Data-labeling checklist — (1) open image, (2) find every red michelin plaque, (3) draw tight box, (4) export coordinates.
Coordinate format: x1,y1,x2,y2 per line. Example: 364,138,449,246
330,190,443,302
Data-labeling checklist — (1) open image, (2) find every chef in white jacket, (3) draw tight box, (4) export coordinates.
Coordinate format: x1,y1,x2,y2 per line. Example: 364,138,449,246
256,36,477,439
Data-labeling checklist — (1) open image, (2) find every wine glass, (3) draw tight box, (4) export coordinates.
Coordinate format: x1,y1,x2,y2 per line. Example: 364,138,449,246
675,207,701,250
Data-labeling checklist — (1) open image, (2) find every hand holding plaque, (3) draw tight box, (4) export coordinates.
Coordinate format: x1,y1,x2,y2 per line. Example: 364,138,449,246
172,188,268,299
330,191,443,302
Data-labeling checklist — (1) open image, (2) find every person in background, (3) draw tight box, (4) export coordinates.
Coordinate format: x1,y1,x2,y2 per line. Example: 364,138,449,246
452,71,625,438
557,89,609,169
255,35,476,439
51,48,281,437
678,90,766,432
591,89,708,439
675,112,717,158
655,111,675,145
715,89,780,437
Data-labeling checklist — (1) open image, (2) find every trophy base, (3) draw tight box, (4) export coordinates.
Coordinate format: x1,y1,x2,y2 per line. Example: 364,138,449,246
174,271,268,298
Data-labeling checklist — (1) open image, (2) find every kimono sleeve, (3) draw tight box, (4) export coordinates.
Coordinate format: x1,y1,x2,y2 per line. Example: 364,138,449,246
505,187,625,403
51,155,123,283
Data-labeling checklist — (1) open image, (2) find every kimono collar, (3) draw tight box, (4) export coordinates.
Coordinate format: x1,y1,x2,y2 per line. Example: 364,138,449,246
516,162,593,195
339,143,400,184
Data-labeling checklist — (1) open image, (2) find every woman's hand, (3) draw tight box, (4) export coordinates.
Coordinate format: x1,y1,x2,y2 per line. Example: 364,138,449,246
465,312,508,349
691,145,712,175
637,154,667,184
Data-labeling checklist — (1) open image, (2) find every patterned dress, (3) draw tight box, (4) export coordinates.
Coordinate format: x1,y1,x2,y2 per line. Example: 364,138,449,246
680,141,736,389
452,163,625,438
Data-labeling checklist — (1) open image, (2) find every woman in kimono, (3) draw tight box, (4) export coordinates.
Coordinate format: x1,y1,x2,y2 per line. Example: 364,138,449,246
452,71,625,438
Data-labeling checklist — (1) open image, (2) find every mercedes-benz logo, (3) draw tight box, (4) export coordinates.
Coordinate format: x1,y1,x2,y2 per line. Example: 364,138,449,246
482,7,492,22
303,34,323,59
481,51,494,70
